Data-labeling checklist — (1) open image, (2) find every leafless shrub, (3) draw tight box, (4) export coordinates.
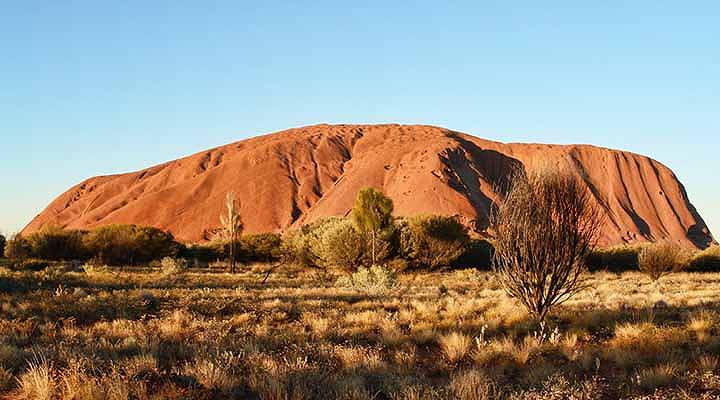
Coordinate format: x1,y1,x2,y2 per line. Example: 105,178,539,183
491,168,603,336
638,242,690,281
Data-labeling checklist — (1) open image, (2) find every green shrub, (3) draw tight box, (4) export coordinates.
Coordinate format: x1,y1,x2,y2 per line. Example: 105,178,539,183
83,224,180,266
25,226,88,260
399,215,469,269
282,218,364,269
4,234,31,260
638,242,691,280
280,221,324,268
687,246,720,272
0,234,5,258
351,187,395,265
587,245,641,271
310,218,364,271
336,264,397,294
241,233,282,262
181,243,222,265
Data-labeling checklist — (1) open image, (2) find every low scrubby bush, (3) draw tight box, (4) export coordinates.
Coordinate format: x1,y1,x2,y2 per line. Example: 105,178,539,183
83,224,180,266
309,218,364,271
282,218,369,270
399,215,469,269
336,264,397,294
638,242,690,280
587,245,641,271
160,256,188,274
181,243,222,265
687,246,720,272
240,233,282,262
25,226,88,260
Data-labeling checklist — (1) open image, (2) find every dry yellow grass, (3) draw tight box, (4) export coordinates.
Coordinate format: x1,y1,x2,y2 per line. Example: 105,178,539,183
0,265,718,398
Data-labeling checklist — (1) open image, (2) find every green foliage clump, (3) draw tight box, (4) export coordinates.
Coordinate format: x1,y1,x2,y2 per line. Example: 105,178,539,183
687,246,720,272
240,233,282,262
399,215,469,269
281,226,318,269
25,226,88,260
336,264,397,294
587,245,641,271
309,218,364,271
351,187,394,265
0,234,5,258
181,243,222,264
281,218,360,270
84,224,180,266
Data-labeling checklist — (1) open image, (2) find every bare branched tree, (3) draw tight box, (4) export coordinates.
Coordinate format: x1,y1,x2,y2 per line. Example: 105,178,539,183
220,192,243,273
491,168,604,337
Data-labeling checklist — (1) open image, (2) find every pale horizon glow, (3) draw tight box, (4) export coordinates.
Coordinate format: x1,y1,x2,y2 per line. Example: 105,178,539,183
1,1,718,238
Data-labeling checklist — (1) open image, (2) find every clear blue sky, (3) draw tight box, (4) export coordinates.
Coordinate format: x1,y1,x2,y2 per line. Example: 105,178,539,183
1,1,718,237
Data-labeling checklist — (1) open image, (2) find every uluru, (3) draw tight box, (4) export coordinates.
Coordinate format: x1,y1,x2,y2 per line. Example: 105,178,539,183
23,124,714,248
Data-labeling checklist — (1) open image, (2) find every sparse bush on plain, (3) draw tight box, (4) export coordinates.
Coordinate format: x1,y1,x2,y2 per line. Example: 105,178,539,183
638,242,690,281
160,256,188,274
492,168,603,336
336,264,397,294
399,215,469,269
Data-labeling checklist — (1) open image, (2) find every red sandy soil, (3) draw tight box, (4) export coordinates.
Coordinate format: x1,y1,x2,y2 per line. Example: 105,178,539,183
23,124,714,247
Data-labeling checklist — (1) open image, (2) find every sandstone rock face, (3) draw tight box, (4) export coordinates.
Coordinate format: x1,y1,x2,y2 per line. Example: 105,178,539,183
23,124,714,247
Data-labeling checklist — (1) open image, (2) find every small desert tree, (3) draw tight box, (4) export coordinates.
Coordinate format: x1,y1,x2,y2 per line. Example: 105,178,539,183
638,242,690,281
0,234,5,258
491,168,603,337
220,192,243,273
351,187,394,265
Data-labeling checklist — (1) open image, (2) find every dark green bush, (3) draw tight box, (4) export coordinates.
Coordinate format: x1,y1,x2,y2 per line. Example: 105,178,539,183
240,233,282,262
25,226,88,260
587,245,641,271
181,243,222,264
399,215,469,269
452,238,494,269
687,246,720,272
0,234,5,258
84,224,180,266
